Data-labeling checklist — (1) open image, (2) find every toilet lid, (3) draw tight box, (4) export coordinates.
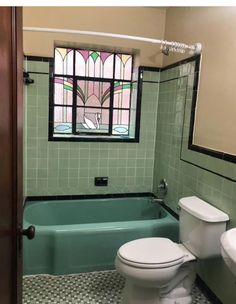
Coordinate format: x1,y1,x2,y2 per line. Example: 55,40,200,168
118,238,184,265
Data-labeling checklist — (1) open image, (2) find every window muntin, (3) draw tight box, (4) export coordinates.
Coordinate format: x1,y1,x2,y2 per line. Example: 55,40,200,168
51,47,135,140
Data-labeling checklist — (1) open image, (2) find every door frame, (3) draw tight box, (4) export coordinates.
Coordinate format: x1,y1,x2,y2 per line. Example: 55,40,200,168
0,7,23,304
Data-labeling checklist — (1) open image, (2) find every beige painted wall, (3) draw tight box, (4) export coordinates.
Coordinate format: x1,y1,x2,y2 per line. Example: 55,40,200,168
24,7,236,154
164,7,236,156
23,7,166,67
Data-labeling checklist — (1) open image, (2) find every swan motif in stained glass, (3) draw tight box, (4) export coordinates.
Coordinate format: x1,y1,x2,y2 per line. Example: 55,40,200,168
82,113,101,130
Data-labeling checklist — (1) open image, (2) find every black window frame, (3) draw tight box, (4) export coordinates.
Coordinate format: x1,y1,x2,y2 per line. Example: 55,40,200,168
48,46,142,143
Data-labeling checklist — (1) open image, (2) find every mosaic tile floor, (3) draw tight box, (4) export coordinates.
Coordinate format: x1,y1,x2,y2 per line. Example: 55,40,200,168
23,270,212,304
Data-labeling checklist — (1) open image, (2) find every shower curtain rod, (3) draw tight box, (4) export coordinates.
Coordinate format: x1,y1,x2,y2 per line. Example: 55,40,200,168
23,27,202,55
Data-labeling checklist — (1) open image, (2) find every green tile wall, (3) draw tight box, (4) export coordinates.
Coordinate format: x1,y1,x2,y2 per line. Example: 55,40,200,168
24,61,159,196
24,58,236,303
153,62,236,304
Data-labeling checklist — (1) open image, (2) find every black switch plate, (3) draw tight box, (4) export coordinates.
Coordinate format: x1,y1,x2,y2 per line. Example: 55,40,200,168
94,177,108,186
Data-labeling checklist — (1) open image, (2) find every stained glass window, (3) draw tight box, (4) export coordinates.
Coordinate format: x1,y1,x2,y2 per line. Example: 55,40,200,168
50,46,136,141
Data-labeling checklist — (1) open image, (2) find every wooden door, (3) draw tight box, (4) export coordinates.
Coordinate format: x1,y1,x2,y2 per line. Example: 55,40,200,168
0,7,23,304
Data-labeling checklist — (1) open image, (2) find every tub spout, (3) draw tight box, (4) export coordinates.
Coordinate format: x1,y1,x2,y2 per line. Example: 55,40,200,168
151,198,164,204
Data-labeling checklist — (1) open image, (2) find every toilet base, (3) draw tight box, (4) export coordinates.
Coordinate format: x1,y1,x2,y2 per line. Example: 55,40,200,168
121,263,196,304
160,296,191,304
122,281,160,304
159,263,195,304
122,281,192,304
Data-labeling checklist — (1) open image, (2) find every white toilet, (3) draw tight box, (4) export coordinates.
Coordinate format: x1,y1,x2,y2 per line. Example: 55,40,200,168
115,196,229,304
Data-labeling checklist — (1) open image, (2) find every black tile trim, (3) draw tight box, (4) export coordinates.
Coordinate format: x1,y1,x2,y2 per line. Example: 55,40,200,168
178,56,236,182
133,67,144,142
187,56,236,165
25,192,154,202
139,66,161,72
48,61,54,141
180,157,236,183
189,144,236,164
159,75,188,84
142,80,160,84
134,56,199,74
196,275,223,304
24,55,53,62
159,202,179,220
27,71,49,75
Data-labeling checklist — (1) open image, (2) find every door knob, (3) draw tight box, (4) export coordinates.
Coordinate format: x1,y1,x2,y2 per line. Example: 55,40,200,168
22,225,35,240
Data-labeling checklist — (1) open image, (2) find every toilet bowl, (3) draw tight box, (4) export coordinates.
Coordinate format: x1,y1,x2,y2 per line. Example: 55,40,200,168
115,238,196,304
115,196,229,304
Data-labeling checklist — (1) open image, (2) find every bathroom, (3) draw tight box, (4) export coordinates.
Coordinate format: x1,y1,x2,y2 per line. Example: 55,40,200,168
0,5,236,304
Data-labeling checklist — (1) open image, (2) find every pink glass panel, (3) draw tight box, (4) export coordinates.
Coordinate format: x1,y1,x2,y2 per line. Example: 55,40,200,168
102,53,113,78
54,106,72,134
76,80,110,107
113,109,129,126
54,48,74,75
100,109,110,126
76,80,86,106
75,50,114,78
115,54,132,80
112,109,129,135
54,77,73,105
54,106,72,123
113,82,131,109
75,50,87,77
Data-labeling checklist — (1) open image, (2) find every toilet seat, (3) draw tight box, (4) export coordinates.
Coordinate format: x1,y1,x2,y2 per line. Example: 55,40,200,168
117,252,184,269
117,238,185,269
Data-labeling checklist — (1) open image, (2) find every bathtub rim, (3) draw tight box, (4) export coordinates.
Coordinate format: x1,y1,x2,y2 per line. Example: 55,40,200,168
23,195,179,230
24,192,179,220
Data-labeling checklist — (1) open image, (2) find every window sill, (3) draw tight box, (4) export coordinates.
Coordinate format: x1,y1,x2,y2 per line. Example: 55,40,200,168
49,134,139,143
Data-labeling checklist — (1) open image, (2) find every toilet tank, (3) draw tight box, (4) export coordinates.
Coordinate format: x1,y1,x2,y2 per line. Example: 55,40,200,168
179,196,229,259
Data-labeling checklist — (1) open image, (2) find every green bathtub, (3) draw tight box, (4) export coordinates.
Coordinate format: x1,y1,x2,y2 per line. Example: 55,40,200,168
23,196,179,275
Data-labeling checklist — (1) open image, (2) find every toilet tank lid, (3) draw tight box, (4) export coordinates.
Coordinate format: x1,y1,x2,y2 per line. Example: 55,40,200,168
179,196,229,222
